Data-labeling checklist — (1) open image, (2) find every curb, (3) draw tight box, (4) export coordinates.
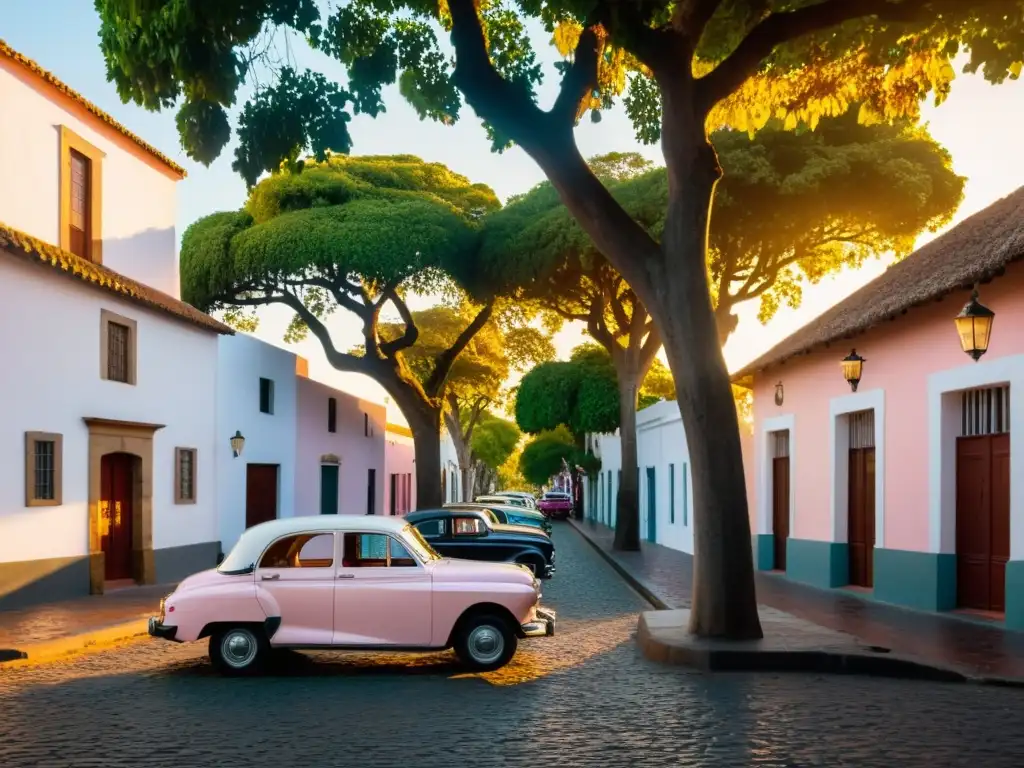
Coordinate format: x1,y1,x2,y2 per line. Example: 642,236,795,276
569,519,1024,688
567,519,669,610
0,618,150,667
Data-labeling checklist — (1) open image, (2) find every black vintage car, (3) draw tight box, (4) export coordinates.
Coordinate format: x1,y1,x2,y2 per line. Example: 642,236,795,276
404,508,555,578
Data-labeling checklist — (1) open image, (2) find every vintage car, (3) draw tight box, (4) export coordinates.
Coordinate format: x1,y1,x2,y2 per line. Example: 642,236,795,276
491,491,537,509
477,494,531,509
405,508,556,578
536,491,573,520
147,516,555,676
447,501,553,534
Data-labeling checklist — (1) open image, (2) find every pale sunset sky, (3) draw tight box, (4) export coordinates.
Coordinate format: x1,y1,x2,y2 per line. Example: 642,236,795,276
5,3,1024,425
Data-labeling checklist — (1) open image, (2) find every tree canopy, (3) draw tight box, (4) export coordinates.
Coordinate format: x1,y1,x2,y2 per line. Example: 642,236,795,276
471,412,521,471
515,343,674,436
518,426,577,487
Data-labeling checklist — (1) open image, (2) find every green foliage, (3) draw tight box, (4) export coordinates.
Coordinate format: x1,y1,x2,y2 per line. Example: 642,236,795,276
518,426,576,487
470,412,521,471
179,154,499,315
483,118,963,332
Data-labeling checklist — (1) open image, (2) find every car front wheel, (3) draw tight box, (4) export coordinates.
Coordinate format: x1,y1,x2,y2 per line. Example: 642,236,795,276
454,614,518,671
209,625,269,676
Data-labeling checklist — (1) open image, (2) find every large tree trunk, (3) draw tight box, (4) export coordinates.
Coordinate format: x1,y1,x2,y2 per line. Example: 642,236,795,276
444,410,476,502
404,400,444,510
647,108,762,639
614,372,641,551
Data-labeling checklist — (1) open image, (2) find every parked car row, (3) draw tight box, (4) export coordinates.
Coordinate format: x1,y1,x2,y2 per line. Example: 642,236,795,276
536,491,573,520
148,504,560,677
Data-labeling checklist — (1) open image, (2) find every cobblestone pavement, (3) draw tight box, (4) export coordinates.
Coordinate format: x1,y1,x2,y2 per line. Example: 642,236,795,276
1,523,1023,767
573,519,1024,679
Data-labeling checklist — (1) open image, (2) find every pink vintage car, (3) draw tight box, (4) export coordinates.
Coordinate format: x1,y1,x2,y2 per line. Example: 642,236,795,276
148,516,555,675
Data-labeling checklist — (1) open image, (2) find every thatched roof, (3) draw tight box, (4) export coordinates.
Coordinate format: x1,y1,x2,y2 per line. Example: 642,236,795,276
733,185,1024,380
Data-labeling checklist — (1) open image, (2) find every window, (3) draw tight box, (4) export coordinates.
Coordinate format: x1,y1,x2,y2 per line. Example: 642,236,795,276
174,448,197,504
364,412,369,437
328,397,337,433
669,463,675,523
258,533,335,569
367,468,376,515
100,310,137,385
454,517,485,536
682,463,689,526
259,377,274,414
60,126,104,263
24,432,63,507
414,519,446,539
341,533,415,567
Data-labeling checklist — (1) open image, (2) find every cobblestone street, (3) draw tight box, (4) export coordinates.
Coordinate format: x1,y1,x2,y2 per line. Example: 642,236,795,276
2,523,1023,767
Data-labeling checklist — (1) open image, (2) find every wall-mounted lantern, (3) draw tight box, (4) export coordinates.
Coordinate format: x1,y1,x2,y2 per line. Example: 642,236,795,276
774,382,784,406
954,288,995,362
841,349,866,392
230,430,246,458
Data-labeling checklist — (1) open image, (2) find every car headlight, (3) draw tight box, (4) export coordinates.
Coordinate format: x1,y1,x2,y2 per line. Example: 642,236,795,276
158,597,166,623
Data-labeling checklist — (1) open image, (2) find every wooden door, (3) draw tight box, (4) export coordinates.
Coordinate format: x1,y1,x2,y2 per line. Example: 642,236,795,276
320,465,339,515
847,448,876,587
957,434,1010,611
245,464,279,528
646,467,657,542
100,453,135,581
772,457,789,570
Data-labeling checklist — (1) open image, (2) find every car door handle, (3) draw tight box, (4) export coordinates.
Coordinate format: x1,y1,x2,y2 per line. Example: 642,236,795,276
337,574,355,579
261,573,280,581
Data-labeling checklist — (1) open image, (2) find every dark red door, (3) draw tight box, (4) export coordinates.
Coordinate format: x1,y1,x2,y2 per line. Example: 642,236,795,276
847,448,876,587
246,464,279,528
956,434,1010,611
772,456,789,570
100,453,135,581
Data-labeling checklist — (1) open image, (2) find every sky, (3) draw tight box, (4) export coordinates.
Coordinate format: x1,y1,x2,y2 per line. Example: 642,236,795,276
6,1,1024,425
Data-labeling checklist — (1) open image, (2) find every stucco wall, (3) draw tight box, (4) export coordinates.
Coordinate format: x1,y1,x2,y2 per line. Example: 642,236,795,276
215,334,298,552
384,429,416,514
440,430,460,503
751,261,1024,553
0,58,180,297
0,257,219,565
295,378,386,517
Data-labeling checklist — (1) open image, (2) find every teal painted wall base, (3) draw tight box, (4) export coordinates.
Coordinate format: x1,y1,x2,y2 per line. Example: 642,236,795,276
872,548,956,612
753,535,774,571
786,538,848,589
1006,561,1024,630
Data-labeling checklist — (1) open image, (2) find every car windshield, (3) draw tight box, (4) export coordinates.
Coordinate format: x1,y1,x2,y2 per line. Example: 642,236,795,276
401,524,441,563
217,530,259,574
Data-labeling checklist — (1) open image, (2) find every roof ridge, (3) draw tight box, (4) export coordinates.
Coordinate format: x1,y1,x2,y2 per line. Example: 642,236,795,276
0,38,186,178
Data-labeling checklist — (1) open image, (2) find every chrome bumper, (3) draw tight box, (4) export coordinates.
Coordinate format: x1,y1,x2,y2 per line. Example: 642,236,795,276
521,607,556,638
148,616,179,642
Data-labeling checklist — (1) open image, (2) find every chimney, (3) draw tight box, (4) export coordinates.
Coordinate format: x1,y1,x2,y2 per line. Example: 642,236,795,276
295,356,309,378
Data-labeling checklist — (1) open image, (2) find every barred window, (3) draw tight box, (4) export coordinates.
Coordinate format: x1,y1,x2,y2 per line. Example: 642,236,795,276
175,448,197,504
101,310,137,385
25,432,63,507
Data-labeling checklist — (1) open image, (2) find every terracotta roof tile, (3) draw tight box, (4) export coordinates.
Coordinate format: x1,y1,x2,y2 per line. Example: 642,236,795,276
0,222,232,335
0,39,186,178
734,186,1024,379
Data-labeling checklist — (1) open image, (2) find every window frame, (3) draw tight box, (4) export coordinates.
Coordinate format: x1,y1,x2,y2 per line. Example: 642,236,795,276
259,377,275,414
59,126,104,263
24,431,63,507
257,532,336,569
98,309,138,385
327,396,337,433
341,532,423,569
174,447,198,505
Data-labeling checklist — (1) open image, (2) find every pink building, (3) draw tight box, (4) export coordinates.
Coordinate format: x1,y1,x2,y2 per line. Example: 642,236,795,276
294,364,386,517
384,423,415,515
736,187,1024,629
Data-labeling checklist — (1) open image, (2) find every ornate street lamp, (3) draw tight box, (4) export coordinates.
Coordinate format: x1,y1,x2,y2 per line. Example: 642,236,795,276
774,382,784,406
230,430,246,458
841,349,866,392
954,288,995,362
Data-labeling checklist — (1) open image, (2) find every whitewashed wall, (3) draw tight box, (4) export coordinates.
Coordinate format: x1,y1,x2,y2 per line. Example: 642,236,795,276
215,334,298,552
0,59,180,297
584,400,694,554
440,429,460,503
0,258,219,564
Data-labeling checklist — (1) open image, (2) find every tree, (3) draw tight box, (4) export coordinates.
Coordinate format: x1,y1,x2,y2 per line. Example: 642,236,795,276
180,154,502,508
373,304,552,500
97,0,1023,638
470,412,522,495
519,426,577,488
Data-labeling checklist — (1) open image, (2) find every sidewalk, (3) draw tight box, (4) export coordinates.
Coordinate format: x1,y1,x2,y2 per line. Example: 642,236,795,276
570,519,1024,682
0,583,169,664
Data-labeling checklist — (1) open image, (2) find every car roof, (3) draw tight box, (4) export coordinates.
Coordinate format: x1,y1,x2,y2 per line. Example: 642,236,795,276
449,502,541,514
406,508,486,521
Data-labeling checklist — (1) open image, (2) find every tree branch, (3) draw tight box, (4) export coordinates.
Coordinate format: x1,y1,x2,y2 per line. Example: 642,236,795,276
424,300,495,397
672,0,725,39
270,290,375,375
551,23,604,126
696,0,928,111
378,287,420,358
639,324,663,380
586,292,617,353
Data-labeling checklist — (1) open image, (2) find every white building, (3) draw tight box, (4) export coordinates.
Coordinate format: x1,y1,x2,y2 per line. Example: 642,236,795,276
584,400,695,553
0,40,231,608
